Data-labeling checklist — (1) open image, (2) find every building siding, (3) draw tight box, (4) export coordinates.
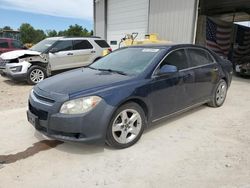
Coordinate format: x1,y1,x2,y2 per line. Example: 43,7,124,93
94,0,107,39
148,0,198,43
107,0,149,49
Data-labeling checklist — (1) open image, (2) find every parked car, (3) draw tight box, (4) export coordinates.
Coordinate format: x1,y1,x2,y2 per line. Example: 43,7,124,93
0,38,24,54
234,55,250,76
0,37,111,84
27,44,233,149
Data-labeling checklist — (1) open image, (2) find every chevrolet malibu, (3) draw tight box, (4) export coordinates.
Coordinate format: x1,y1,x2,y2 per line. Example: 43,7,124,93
27,44,233,149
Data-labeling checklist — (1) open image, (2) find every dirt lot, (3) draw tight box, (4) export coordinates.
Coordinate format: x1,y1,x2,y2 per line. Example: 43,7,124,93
0,75,249,188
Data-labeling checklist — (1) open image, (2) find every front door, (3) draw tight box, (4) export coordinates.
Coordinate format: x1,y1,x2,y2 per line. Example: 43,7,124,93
49,40,74,71
149,49,196,121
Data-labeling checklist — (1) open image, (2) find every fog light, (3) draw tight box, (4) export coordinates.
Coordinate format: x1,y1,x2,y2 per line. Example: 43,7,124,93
10,66,22,72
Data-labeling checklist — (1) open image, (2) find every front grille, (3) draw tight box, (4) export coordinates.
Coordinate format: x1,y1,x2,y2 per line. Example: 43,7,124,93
0,59,9,66
33,90,55,104
29,103,48,120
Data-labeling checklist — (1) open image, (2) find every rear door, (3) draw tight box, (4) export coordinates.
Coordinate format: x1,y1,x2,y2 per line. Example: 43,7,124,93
49,40,74,71
71,40,94,67
186,48,219,102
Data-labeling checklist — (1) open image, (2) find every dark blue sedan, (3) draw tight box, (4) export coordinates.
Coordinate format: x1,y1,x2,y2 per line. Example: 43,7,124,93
27,44,233,148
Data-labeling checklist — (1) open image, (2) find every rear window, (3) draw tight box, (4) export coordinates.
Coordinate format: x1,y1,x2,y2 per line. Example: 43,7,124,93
73,40,93,50
0,40,9,48
187,49,214,67
94,40,110,48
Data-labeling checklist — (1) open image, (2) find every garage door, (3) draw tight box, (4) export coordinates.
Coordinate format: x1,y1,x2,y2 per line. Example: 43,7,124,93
107,0,149,49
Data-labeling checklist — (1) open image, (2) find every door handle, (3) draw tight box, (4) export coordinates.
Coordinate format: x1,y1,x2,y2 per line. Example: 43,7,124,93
183,73,192,79
67,53,74,56
91,50,96,53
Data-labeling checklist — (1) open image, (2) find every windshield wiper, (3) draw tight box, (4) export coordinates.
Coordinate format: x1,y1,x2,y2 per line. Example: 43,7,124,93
98,68,128,75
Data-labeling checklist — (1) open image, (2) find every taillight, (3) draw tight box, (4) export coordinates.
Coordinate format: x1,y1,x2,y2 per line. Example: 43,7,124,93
108,48,112,52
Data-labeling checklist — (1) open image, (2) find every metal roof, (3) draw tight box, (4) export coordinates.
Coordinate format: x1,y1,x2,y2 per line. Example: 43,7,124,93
200,0,250,17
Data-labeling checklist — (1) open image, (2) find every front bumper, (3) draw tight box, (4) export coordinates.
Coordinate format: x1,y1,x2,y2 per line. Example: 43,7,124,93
0,61,31,80
235,64,250,76
27,87,114,143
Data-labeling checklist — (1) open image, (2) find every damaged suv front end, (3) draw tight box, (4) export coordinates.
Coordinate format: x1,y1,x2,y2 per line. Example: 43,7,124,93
0,50,48,81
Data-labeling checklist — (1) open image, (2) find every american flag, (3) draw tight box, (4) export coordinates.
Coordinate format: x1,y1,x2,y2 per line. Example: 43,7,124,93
233,25,250,61
206,18,233,57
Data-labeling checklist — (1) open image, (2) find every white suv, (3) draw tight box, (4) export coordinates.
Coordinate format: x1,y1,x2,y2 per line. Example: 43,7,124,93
0,37,111,84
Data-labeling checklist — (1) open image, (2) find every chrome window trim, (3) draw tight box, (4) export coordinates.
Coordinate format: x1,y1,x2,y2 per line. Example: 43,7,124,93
151,46,217,78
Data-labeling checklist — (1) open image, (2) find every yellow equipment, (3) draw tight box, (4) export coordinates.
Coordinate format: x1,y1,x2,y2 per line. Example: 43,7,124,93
119,33,172,48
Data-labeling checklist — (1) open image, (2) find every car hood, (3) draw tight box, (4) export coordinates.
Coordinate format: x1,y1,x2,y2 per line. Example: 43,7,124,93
0,50,41,60
37,68,133,97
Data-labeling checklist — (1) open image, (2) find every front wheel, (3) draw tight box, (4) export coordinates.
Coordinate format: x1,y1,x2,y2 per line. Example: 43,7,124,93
27,66,46,85
207,79,228,107
106,102,146,149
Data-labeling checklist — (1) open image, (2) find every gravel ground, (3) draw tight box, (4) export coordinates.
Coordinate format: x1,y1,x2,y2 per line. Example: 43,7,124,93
0,75,249,188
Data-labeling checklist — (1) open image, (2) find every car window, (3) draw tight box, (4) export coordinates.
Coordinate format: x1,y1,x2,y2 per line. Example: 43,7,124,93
94,40,110,48
53,40,73,51
90,48,162,75
160,49,189,70
11,40,23,48
187,48,214,67
73,40,93,50
0,40,9,48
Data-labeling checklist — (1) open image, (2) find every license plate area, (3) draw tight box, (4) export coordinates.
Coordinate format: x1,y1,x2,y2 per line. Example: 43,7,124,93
27,110,38,126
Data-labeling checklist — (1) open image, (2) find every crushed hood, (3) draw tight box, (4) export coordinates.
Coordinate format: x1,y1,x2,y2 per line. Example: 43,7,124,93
0,50,41,60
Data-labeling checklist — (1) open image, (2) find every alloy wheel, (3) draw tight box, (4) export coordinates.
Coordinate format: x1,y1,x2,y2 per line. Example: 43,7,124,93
30,69,45,83
112,109,142,144
216,81,227,106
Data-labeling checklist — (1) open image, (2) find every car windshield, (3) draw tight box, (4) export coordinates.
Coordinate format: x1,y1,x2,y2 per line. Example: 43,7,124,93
89,47,162,75
30,39,57,52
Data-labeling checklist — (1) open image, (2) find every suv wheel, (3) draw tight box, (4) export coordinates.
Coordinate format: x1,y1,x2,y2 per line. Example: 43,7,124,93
27,66,46,85
106,102,146,149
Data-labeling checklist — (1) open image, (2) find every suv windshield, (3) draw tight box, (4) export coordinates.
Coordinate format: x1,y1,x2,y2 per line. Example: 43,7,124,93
90,48,161,75
30,39,57,52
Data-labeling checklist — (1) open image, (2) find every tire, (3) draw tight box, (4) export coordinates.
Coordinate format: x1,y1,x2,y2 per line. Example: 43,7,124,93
27,65,46,85
106,102,146,149
207,79,228,107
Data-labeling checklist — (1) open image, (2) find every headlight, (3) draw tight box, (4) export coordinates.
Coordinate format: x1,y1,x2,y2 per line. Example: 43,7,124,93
60,96,102,114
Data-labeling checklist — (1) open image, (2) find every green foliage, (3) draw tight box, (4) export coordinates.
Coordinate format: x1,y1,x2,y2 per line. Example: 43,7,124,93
46,30,58,37
19,23,46,43
1,23,93,44
3,26,13,30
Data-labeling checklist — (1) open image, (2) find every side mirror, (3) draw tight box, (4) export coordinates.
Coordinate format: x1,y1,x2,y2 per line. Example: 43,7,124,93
158,65,177,75
50,48,59,53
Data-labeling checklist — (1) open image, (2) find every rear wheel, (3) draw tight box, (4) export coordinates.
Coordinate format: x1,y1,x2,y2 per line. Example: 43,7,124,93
106,102,146,149
27,65,46,85
207,79,228,107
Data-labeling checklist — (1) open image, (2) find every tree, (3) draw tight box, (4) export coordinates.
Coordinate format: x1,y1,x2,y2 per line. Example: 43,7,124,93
3,26,13,30
19,23,37,43
46,30,58,37
65,24,84,37
34,29,46,43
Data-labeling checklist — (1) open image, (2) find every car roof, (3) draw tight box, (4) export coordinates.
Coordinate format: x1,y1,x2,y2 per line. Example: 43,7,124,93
46,36,102,41
126,43,206,50
0,38,18,41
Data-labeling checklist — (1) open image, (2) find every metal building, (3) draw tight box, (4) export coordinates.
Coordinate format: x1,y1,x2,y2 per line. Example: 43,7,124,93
94,0,250,49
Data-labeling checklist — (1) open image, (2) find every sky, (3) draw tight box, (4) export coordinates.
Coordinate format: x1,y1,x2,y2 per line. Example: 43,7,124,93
0,0,93,31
